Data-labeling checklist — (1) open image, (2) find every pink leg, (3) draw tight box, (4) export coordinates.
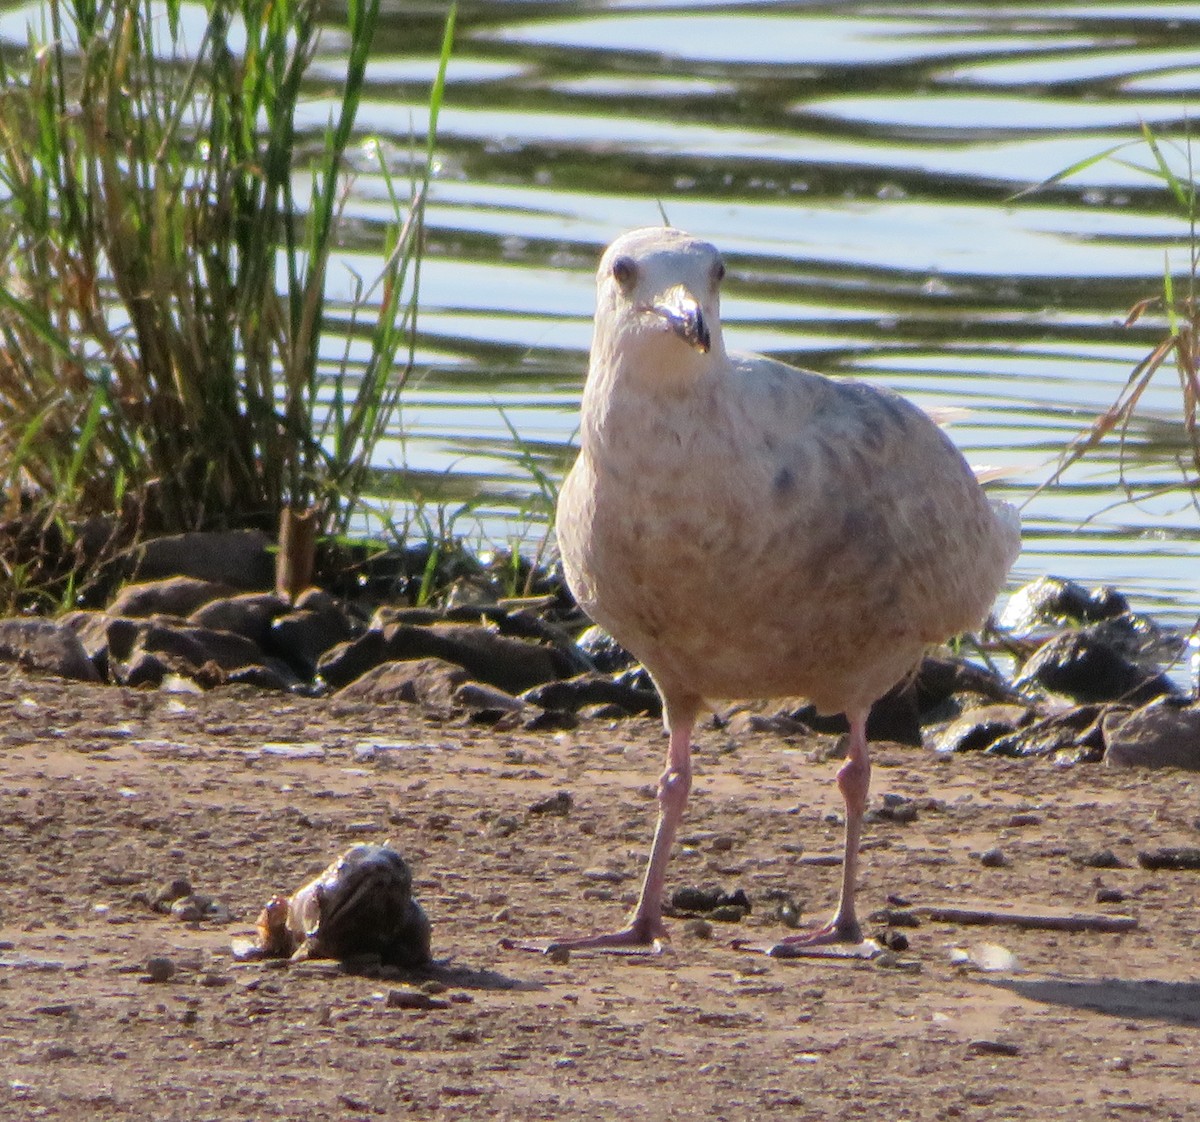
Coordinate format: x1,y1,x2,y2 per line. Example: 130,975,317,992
513,695,698,954
768,708,872,952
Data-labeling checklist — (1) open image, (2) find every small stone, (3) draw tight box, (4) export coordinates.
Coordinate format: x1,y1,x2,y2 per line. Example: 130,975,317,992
144,956,176,983
152,877,193,913
708,905,748,923
1007,813,1042,827
529,791,572,816
1096,887,1126,904
386,988,448,1010
968,1039,1021,1057
546,945,571,965
979,848,1008,868
683,918,713,939
1074,849,1123,869
710,834,735,852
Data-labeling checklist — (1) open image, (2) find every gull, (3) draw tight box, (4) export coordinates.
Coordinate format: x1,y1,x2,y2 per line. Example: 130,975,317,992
550,226,1020,956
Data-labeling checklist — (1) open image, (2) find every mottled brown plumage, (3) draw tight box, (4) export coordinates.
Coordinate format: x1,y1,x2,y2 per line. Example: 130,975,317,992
551,227,1019,955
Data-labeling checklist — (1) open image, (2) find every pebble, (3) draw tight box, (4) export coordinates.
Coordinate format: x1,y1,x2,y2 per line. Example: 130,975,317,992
546,946,571,965
1075,849,1124,868
968,1039,1021,1057
979,848,1008,868
144,956,176,983
529,791,573,816
386,988,449,1010
683,918,713,939
1096,887,1126,904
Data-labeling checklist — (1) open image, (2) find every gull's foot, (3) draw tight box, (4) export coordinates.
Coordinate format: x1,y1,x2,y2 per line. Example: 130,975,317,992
733,919,881,960
500,921,667,957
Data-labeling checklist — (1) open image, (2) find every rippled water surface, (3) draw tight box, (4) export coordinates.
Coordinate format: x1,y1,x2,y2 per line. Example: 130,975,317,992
5,1,1199,631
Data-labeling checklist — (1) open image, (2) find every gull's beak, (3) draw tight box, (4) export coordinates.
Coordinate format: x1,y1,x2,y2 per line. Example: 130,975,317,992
650,285,710,353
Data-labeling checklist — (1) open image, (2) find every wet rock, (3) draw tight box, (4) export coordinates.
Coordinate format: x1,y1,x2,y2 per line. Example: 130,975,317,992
1104,700,1200,771
131,529,273,590
936,704,1032,754
320,622,566,695
986,704,1110,760
108,576,236,619
1015,631,1175,706
1001,575,1129,632
520,672,661,717
0,618,100,682
912,655,1023,709
336,658,470,707
575,625,637,673
189,592,287,647
786,681,922,748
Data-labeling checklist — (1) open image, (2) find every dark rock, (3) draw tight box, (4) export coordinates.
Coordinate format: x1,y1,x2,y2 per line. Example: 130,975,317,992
1074,849,1123,869
788,679,922,747
189,593,287,646
223,661,307,693
936,704,1032,754
520,672,661,717
269,601,358,678
912,655,1023,709
105,618,270,687
1015,631,1175,706
320,621,565,695
523,709,579,731
979,848,1008,868
336,658,470,707
528,791,572,816
0,618,100,682
144,956,176,983
575,625,636,673
131,529,273,590
1104,700,1200,771
1136,847,1200,871
108,576,235,619
986,704,1111,760
452,682,525,713
724,710,814,738
669,886,750,917
1096,886,1126,904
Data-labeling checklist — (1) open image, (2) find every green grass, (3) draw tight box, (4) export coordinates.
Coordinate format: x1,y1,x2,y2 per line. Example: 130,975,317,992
1020,123,1200,507
0,0,455,609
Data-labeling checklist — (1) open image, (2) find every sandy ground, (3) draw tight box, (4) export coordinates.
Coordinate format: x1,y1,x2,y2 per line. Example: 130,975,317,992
2,664,1199,1121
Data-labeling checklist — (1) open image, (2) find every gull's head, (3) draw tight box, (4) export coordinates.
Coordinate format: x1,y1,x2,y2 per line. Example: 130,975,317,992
594,227,726,371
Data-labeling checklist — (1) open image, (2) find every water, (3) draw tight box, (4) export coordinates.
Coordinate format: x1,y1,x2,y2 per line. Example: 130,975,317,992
3,0,1198,632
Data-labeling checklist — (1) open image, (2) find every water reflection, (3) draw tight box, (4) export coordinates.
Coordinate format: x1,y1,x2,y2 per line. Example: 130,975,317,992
1,0,1196,627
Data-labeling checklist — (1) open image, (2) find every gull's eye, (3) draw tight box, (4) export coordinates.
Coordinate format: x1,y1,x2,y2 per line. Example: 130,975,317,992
612,255,637,291
713,259,726,284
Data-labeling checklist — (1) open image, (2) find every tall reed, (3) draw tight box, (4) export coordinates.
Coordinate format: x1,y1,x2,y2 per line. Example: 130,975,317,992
0,0,453,603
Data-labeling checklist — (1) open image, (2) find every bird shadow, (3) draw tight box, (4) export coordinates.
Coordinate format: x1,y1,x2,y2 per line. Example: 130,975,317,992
418,958,545,993
982,976,1200,1026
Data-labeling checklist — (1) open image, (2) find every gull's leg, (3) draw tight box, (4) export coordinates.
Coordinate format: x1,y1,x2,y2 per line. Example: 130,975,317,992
509,695,698,954
738,709,878,958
